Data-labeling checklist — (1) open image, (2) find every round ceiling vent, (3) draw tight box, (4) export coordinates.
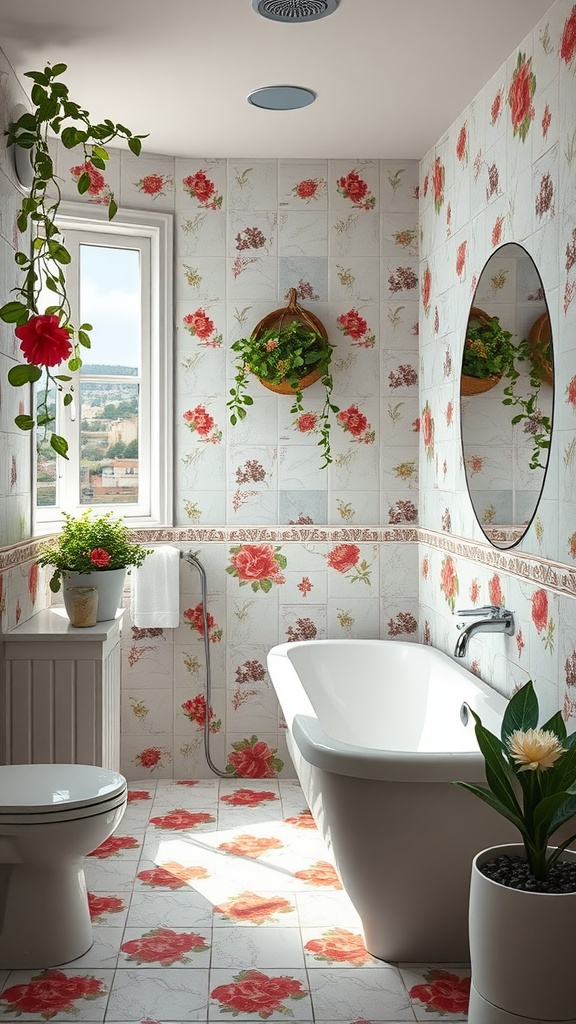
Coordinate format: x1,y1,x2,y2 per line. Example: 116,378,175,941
247,85,316,110
252,0,339,23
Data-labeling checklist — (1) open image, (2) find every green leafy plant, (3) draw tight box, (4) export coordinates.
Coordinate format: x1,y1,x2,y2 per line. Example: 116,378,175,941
0,62,146,458
462,313,515,379
227,318,339,468
36,509,152,593
454,680,576,882
503,337,551,470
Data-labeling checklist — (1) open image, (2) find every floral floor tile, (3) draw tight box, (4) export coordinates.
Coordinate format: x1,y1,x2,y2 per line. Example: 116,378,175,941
105,968,210,1020
83,860,140,892
0,969,115,1021
306,967,413,1021
65,927,123,969
118,927,211,968
301,926,381,968
295,890,362,929
211,926,304,970
399,965,471,1020
208,968,312,1020
88,893,129,927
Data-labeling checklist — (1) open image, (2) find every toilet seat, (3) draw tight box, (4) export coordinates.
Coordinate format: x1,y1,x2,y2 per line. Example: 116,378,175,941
0,764,127,823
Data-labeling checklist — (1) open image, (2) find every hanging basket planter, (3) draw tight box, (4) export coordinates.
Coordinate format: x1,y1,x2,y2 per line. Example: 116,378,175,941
227,288,338,468
460,373,502,396
460,306,511,396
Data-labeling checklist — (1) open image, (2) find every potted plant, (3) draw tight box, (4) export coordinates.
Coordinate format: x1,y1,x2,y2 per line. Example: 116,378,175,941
455,680,576,1023
0,61,145,458
461,307,516,394
37,510,151,620
227,290,338,469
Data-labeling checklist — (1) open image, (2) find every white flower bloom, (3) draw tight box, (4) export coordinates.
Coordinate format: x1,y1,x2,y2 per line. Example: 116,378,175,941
507,728,565,772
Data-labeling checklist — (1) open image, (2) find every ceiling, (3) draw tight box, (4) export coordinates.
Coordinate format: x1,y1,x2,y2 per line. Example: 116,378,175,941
0,0,554,160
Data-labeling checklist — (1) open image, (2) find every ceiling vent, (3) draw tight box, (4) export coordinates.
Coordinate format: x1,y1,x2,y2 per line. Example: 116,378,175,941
252,0,339,23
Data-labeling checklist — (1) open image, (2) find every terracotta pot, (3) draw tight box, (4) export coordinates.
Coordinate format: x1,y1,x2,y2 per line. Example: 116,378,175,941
468,844,576,1023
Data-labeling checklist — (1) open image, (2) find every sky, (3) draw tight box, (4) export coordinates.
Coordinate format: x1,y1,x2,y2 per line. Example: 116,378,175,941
79,243,141,369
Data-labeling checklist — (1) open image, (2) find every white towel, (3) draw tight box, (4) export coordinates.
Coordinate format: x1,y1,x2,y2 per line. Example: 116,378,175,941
131,545,180,628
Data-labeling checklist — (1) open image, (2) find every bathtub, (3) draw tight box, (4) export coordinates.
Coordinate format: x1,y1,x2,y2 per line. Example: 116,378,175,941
267,639,517,962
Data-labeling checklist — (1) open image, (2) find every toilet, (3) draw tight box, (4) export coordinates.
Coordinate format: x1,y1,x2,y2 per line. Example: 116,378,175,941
0,763,127,969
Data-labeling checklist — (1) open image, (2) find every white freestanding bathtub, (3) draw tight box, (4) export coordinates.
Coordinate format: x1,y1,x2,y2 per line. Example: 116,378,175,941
267,639,517,962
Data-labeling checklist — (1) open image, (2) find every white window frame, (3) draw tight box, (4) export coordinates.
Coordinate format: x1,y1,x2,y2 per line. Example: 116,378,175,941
34,203,173,533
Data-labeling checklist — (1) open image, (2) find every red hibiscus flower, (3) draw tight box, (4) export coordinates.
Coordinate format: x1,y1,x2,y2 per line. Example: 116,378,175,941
226,738,282,778
183,170,215,203
137,862,209,889
87,893,125,921
127,789,151,803
89,547,111,568
337,309,368,340
326,543,360,574
337,405,368,436
294,860,343,888
214,892,292,923
183,403,215,436
560,5,576,65
296,179,319,199
211,970,307,1018
183,603,216,635
531,589,548,633
296,412,317,433
149,809,215,830
89,835,140,858
0,970,106,1019
136,746,164,769
508,53,536,140
337,170,368,204
70,160,106,195
183,308,215,340
218,834,283,858
228,544,286,585
305,928,370,965
488,574,504,607
138,173,166,196
220,788,278,807
15,314,73,368
121,927,209,966
410,970,470,1014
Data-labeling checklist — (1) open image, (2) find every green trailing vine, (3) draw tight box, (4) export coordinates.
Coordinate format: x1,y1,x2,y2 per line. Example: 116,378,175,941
0,62,146,458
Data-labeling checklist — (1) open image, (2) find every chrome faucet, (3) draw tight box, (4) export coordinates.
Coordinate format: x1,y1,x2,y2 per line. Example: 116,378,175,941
454,605,515,658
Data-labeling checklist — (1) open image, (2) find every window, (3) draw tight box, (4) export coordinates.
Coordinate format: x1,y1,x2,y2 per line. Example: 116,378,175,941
34,204,173,530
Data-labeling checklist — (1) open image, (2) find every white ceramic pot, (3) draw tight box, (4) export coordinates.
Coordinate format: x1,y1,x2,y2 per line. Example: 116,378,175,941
63,567,126,621
468,844,576,1024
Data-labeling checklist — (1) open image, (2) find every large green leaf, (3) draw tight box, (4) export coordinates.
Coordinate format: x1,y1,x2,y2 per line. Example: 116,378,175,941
468,711,522,817
454,781,526,837
8,363,43,386
0,300,28,323
501,679,539,743
542,710,567,741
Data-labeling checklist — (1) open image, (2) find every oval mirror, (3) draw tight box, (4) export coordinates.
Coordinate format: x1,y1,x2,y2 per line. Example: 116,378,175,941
460,243,553,549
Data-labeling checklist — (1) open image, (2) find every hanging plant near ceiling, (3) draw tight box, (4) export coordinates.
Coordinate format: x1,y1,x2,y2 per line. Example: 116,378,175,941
0,62,147,458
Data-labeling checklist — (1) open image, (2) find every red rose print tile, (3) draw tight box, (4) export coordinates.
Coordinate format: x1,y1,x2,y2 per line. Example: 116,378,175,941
87,892,126,922
218,833,284,858
149,809,215,830
304,927,372,965
284,811,317,829
120,927,210,966
88,835,140,858
0,969,107,1019
137,861,210,889
408,968,471,1015
211,969,308,1017
220,788,278,807
293,860,343,889
214,891,293,924
127,790,152,803
225,739,284,778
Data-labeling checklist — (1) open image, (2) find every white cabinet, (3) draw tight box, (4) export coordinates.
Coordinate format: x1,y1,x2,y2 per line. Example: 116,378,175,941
1,608,123,770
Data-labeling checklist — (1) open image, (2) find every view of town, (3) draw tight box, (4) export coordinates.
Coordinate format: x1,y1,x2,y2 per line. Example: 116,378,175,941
36,366,140,507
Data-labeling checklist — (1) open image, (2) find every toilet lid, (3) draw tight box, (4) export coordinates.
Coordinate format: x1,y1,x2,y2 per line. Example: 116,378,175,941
0,764,127,814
